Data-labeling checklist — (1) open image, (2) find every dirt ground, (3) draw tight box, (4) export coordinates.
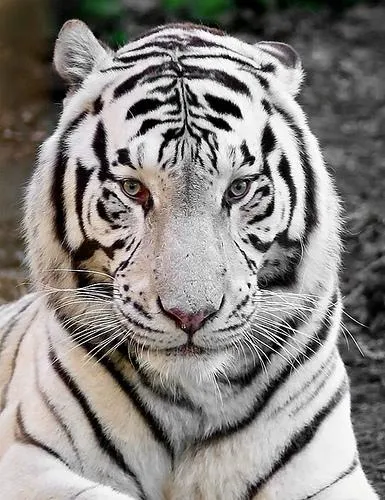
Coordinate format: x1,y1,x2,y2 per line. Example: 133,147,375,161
0,3,384,496
272,7,385,493
249,6,385,493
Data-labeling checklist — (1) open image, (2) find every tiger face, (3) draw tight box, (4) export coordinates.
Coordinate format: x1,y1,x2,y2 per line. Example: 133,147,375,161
25,21,339,379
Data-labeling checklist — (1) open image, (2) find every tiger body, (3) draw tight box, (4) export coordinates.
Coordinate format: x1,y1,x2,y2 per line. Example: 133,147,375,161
0,21,378,500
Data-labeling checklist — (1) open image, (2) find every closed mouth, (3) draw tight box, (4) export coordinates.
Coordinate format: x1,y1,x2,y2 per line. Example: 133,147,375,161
165,343,207,356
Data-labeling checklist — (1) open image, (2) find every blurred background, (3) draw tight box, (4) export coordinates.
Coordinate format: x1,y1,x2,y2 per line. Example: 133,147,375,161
0,0,384,494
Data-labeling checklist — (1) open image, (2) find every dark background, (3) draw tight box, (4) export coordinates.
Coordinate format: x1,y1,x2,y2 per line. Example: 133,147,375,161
0,0,384,495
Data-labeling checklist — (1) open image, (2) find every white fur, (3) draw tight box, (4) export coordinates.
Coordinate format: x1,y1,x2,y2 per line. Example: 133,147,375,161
0,21,378,500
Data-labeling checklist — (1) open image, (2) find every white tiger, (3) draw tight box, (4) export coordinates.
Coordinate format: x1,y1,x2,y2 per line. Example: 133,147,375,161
0,20,378,500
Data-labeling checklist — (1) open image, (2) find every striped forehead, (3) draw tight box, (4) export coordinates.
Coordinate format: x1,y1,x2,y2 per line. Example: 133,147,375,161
93,56,269,175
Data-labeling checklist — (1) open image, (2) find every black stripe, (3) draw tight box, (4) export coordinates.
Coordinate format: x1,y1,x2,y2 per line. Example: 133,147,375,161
157,126,184,163
128,352,197,411
234,240,258,273
101,187,132,216
152,79,178,95
138,118,178,136
185,87,201,108
227,294,251,319
259,63,275,73
240,141,256,167
92,96,103,115
37,379,83,471
258,237,302,290
277,153,297,228
49,348,146,500
105,241,127,259
118,239,141,272
75,160,92,238
114,51,166,65
116,305,164,335
243,379,349,499
300,455,359,500
204,93,242,119
275,106,318,245
0,327,31,411
261,98,273,115
205,115,232,132
88,351,174,458
113,64,171,99
117,29,272,82
122,294,152,320
199,296,337,444
183,66,251,97
247,233,272,253
196,126,219,169
100,64,135,73
222,314,303,388
0,298,35,355
116,148,136,169
72,486,99,499
72,240,99,263
127,97,164,119
293,353,339,416
73,237,127,267
261,124,276,157
52,112,88,249
131,300,152,320
247,187,275,225
16,404,68,466
96,199,113,224
273,348,337,416
181,52,275,76
256,74,269,90
92,120,109,181
247,184,271,208
185,36,249,55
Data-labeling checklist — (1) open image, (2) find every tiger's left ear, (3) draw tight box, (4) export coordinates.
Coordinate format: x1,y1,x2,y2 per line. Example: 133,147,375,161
54,19,113,87
255,41,303,96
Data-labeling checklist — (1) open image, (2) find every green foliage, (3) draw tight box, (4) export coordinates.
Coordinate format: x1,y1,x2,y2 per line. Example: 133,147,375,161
79,0,123,18
163,0,371,21
163,0,234,21
108,30,128,46
63,0,374,43
71,0,127,46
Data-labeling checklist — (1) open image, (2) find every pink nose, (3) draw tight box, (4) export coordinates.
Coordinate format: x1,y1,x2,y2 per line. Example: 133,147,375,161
159,300,217,335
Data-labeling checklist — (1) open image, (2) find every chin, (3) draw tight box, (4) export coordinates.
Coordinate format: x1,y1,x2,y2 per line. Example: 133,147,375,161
132,344,234,384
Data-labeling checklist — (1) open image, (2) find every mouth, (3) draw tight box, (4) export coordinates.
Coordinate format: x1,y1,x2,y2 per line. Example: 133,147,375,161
165,343,207,356
122,331,209,357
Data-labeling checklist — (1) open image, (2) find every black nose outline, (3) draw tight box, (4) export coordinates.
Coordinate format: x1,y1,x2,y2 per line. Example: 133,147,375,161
157,296,224,337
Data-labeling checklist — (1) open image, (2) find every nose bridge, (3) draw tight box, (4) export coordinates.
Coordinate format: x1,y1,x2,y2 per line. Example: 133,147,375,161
155,213,224,313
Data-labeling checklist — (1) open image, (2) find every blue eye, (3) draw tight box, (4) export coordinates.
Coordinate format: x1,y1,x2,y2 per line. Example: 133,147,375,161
226,178,251,202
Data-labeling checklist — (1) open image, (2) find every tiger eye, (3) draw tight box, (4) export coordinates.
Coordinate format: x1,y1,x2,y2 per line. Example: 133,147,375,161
122,179,142,197
121,179,150,205
226,178,252,202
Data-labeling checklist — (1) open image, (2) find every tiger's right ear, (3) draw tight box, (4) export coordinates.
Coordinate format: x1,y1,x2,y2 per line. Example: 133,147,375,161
255,41,303,96
54,20,112,86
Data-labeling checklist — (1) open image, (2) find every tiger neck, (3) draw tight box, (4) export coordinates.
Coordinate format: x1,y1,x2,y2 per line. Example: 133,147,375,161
45,289,340,457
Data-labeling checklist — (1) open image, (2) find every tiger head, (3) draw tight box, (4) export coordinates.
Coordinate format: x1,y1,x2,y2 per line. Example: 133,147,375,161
24,21,340,380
